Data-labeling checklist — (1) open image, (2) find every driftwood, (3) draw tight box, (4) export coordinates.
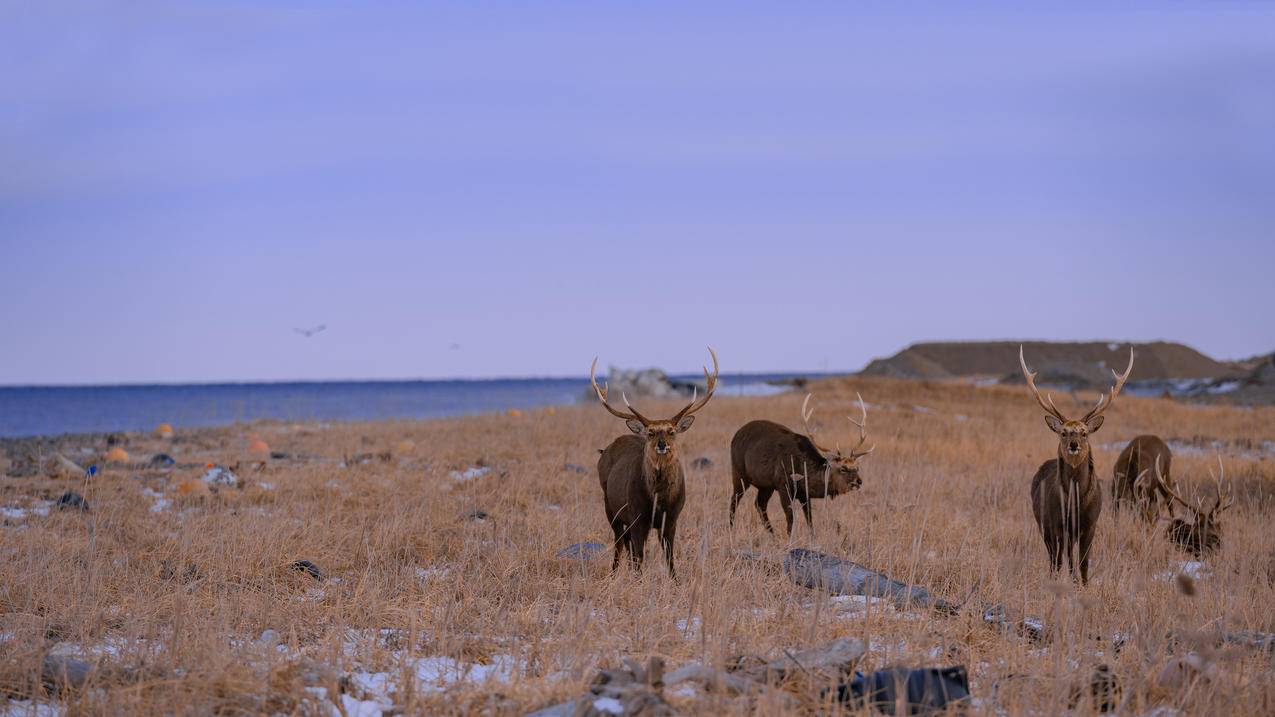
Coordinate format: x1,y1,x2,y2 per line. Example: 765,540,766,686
523,638,865,716
783,549,961,614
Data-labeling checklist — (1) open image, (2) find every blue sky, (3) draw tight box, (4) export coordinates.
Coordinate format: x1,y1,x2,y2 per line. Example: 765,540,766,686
2,3,1273,384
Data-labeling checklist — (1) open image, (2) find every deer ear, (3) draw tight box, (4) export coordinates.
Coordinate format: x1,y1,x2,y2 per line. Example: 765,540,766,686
626,419,646,435
1044,415,1065,434
675,415,695,433
1085,415,1105,434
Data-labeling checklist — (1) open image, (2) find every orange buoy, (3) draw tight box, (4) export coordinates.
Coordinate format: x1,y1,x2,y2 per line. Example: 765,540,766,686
395,440,416,454
105,447,129,463
155,423,174,438
543,406,557,416
248,438,270,455
506,409,523,418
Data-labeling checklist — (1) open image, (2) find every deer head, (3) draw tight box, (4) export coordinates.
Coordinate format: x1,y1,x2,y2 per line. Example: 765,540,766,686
1155,455,1234,556
798,392,873,497
1019,345,1134,470
589,348,719,467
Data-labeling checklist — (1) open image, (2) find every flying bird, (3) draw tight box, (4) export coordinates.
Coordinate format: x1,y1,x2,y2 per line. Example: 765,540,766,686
294,324,327,338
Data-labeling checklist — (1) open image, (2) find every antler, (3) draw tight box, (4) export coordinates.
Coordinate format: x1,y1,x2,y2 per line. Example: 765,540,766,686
671,347,719,423
1081,346,1135,424
1208,455,1235,515
800,393,834,454
589,357,650,425
1153,454,1199,517
1019,345,1068,422
846,392,874,458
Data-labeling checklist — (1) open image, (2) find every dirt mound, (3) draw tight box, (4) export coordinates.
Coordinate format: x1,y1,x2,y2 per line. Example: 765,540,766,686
860,341,1243,388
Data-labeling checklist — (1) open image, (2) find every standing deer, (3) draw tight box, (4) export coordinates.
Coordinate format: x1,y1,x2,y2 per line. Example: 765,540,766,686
591,348,718,579
1020,345,1134,584
1154,456,1234,557
729,393,871,535
1112,435,1175,522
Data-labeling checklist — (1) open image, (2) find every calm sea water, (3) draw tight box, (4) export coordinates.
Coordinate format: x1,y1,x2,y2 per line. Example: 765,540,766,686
0,373,806,438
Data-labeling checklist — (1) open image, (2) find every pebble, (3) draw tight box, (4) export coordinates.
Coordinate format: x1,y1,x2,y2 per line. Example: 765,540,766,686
563,463,589,474
691,457,713,470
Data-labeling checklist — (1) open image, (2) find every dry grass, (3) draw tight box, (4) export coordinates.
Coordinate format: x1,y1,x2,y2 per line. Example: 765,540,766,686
2,377,1274,715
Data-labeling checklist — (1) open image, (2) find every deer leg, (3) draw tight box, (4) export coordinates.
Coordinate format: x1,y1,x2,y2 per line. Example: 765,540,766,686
777,489,795,537
729,474,746,527
1078,523,1097,586
629,517,650,571
754,488,776,534
659,515,678,581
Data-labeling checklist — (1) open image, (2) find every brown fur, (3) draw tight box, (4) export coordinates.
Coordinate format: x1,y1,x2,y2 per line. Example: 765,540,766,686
1112,434,1174,522
728,420,861,535
597,423,690,577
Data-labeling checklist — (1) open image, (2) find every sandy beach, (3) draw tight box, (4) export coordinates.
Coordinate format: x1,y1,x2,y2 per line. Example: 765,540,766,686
2,376,1273,715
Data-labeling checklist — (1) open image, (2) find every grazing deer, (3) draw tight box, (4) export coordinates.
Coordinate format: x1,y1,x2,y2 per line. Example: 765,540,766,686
729,393,871,535
1020,345,1134,584
1112,435,1175,522
591,348,718,579
1154,456,1234,557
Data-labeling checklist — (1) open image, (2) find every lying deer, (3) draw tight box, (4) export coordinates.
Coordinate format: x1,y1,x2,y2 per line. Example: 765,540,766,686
590,348,718,579
1020,345,1134,584
729,393,871,535
1153,455,1234,557
1112,435,1175,522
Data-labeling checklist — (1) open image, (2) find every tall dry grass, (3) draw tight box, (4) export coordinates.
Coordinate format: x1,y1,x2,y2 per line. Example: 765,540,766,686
1,377,1273,715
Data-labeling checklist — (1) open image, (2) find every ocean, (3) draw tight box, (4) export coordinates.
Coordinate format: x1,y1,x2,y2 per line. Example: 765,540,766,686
0,373,807,438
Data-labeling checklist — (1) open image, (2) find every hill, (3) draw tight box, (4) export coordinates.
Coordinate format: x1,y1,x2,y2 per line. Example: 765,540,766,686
860,340,1244,388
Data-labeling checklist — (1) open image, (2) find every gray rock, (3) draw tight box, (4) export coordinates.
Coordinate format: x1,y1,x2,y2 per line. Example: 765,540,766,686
291,559,324,581
563,463,590,474
149,453,176,467
557,542,607,561
691,457,713,470
41,653,93,691
784,548,960,614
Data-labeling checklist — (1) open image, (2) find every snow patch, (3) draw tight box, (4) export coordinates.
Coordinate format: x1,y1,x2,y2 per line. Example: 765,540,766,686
449,466,491,481
592,697,625,714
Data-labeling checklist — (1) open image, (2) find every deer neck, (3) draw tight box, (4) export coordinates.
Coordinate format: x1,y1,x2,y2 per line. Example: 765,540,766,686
1057,453,1095,498
644,457,684,503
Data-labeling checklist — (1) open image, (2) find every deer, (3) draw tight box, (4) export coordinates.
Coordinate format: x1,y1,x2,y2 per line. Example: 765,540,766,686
1112,435,1175,522
729,392,871,535
1019,345,1134,584
1153,455,1234,557
590,348,718,579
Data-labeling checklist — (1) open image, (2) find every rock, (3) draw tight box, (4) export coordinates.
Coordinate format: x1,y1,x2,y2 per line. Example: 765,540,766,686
56,491,89,512
41,653,94,692
47,453,85,479
737,637,866,684
563,463,590,474
291,559,324,581
832,665,970,713
160,560,202,582
557,542,607,561
202,466,240,488
691,457,713,470
464,508,490,521
783,548,961,614
149,453,176,467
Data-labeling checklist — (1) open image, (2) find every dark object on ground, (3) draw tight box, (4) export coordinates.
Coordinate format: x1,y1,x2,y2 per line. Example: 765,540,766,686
42,654,94,692
1088,664,1120,713
464,508,489,521
832,666,969,715
149,453,176,467
563,463,589,474
56,491,89,512
556,542,606,561
290,559,324,581
270,451,291,460
784,549,959,614
691,456,713,470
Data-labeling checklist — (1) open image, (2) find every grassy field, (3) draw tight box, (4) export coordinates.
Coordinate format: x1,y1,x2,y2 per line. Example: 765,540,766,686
2,377,1273,715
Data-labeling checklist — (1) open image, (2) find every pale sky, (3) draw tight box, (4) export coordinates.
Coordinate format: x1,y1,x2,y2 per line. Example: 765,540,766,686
2,3,1273,385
